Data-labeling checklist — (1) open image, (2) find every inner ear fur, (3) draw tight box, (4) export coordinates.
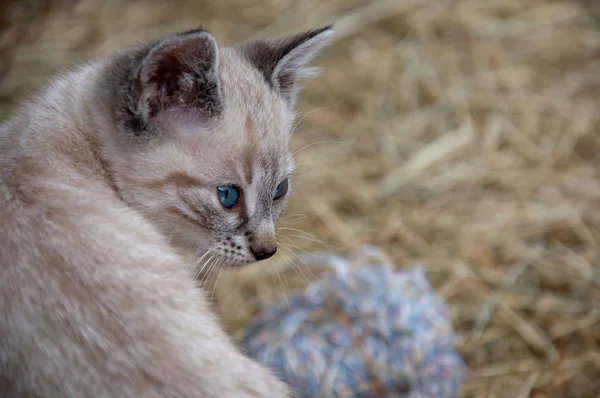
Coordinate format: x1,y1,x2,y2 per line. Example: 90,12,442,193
134,30,223,123
238,25,334,106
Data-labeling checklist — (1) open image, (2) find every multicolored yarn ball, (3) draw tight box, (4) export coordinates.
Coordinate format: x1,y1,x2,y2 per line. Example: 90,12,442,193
241,246,465,398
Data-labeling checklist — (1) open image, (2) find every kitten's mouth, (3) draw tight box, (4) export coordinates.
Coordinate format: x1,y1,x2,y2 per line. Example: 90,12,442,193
212,238,253,266
209,250,275,271
189,235,279,275
210,248,256,269
218,256,253,268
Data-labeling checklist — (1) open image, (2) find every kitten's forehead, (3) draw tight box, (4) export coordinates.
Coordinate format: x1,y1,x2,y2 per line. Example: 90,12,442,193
215,48,295,174
160,47,295,183
219,48,294,140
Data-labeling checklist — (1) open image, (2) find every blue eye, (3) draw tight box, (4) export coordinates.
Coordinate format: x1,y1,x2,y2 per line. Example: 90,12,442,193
217,186,239,209
274,178,288,200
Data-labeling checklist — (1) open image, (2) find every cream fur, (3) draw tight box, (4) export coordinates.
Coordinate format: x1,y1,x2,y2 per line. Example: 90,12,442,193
0,26,333,397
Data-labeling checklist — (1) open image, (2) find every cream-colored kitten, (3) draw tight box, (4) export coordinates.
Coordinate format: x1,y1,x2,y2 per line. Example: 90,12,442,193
0,25,333,397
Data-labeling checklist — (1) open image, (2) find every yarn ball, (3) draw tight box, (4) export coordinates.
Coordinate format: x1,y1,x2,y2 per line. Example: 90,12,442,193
241,246,465,398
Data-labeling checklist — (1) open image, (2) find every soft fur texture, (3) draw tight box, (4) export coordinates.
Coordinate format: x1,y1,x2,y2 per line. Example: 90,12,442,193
0,25,333,397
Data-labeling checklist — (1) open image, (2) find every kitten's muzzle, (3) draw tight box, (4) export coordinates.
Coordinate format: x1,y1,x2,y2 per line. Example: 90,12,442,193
249,222,277,261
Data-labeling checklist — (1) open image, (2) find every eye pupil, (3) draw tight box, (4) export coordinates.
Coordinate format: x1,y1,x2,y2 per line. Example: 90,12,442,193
217,186,239,209
274,178,288,200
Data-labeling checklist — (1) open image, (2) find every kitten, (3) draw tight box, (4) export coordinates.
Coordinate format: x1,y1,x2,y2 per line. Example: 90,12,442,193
0,25,333,397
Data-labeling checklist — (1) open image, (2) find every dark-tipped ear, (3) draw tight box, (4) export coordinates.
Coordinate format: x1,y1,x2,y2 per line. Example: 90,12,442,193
135,31,222,123
239,25,334,106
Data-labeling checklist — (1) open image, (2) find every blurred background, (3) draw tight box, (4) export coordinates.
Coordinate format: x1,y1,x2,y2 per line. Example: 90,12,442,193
2,0,600,396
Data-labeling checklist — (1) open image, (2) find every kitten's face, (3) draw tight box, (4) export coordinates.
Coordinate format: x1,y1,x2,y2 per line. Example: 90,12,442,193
128,67,295,266
104,27,332,268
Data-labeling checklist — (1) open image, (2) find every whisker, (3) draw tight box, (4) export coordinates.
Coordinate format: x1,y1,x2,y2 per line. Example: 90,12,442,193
289,102,340,138
196,253,214,280
208,259,220,285
279,235,316,256
272,263,291,310
293,161,343,175
202,259,220,300
290,168,336,179
291,140,347,156
279,238,320,261
278,228,342,251
282,217,310,225
210,262,223,302
280,211,312,223
198,255,216,286
277,231,331,248
281,233,323,244
278,244,314,284
191,251,210,279
277,227,321,239
192,252,208,280
189,251,203,271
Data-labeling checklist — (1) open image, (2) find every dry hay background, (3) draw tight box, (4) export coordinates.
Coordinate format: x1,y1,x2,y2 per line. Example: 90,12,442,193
2,0,600,397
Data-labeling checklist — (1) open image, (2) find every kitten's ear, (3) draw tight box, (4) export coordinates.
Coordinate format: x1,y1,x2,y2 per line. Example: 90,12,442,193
135,31,222,122
239,25,334,106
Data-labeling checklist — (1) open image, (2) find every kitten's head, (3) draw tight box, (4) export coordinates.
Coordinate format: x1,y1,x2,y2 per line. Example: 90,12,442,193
99,26,333,268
